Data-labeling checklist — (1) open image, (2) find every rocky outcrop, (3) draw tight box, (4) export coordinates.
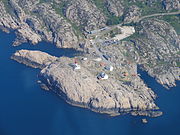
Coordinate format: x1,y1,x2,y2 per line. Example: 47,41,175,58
104,0,124,17
131,19,180,87
0,1,19,31
0,0,179,48
123,5,141,23
12,50,161,116
2,0,180,117
162,0,180,11
94,18,180,88
33,3,79,48
0,0,79,48
11,50,58,69
64,0,106,32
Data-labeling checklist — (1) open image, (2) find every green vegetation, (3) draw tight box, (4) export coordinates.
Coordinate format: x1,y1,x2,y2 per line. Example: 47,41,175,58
160,15,180,34
109,28,122,38
122,32,139,41
157,60,168,65
106,16,123,26
177,62,180,67
38,0,53,4
121,23,143,41
103,27,122,38
0,0,13,15
91,0,123,26
123,0,166,16
92,0,167,26
51,2,84,38
51,1,68,17
0,0,9,5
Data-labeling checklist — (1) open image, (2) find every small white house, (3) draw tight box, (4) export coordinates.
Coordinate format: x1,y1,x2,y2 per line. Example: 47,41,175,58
72,63,81,70
97,72,108,80
105,65,113,71
93,57,102,62
82,57,88,61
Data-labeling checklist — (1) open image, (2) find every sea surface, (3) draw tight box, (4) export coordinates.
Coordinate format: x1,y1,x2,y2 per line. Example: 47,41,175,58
0,31,180,135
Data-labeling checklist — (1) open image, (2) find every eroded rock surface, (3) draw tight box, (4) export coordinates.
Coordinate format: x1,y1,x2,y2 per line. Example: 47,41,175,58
162,0,180,11
2,0,180,117
12,50,161,117
104,0,124,17
0,0,179,47
90,19,180,88
123,5,141,23
64,0,106,32
11,50,58,69
129,19,180,87
0,0,79,48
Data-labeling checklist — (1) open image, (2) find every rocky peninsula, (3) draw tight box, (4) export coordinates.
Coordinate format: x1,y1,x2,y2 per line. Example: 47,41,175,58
11,50,162,117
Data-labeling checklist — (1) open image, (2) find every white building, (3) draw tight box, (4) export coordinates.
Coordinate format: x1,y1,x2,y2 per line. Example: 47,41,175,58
72,63,81,70
93,57,102,62
82,57,88,61
97,72,109,80
105,65,113,71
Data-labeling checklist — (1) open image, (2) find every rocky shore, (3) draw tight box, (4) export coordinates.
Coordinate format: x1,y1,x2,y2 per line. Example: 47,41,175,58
1,0,180,117
12,50,162,117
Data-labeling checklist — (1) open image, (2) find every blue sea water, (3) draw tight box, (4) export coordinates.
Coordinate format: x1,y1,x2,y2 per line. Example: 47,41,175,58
0,30,180,135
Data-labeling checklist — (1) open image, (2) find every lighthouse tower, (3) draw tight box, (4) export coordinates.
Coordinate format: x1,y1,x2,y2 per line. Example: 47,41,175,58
73,58,81,70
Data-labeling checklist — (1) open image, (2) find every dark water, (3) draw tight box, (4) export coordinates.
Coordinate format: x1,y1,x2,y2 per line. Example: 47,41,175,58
0,31,180,135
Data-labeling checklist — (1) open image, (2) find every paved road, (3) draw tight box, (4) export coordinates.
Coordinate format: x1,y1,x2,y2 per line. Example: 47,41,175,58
92,38,111,65
136,11,180,22
91,11,180,36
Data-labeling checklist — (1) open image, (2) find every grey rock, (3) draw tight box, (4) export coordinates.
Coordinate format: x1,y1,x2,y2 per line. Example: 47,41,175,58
0,0,79,48
11,50,58,69
123,5,141,23
162,0,180,11
64,0,107,32
0,1,19,30
105,0,124,17
132,19,180,87
33,3,79,48
12,50,160,116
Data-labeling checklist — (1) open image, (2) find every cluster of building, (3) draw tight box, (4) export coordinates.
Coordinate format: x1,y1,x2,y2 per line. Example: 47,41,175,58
70,57,114,80
102,40,121,46
71,26,136,81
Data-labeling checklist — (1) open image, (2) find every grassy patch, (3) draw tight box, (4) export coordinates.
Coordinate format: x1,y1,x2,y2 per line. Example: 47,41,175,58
160,15,180,34
91,0,123,25
0,0,13,15
51,1,84,38
177,51,180,55
123,0,166,16
177,62,180,67
122,23,143,41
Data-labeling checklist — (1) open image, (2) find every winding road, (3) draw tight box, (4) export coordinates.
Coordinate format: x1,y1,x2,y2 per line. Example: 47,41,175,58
90,10,180,65
136,11,180,22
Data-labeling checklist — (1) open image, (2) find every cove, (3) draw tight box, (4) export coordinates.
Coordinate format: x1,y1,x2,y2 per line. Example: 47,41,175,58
0,31,180,135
